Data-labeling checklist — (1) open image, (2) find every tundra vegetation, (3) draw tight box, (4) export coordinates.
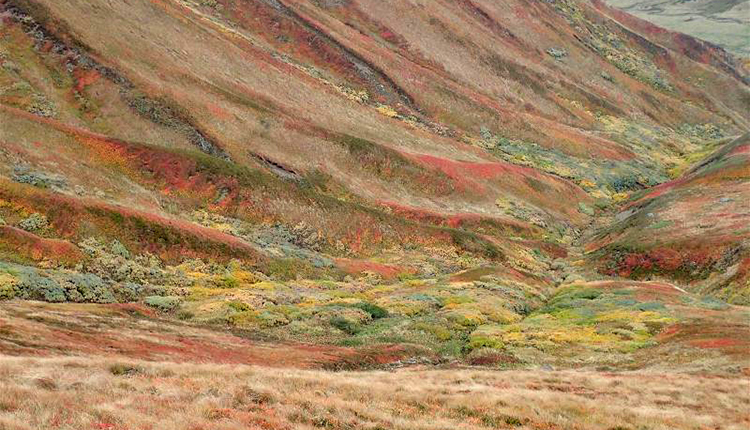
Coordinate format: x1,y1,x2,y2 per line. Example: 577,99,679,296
0,0,748,428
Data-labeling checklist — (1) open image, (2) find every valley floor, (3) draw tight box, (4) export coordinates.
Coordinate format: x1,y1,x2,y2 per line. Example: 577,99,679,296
0,301,748,430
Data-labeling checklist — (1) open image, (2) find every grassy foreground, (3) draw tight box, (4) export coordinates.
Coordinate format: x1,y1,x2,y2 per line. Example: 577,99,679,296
1,355,748,430
0,301,747,429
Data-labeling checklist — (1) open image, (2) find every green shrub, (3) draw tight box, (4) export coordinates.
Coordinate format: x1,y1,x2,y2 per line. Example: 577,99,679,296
0,274,16,301
176,310,195,320
267,259,316,281
330,317,360,335
0,284,15,300
635,301,665,311
414,322,453,341
61,273,115,303
353,302,388,319
16,273,65,302
110,240,130,258
698,296,729,310
217,275,239,289
467,335,504,351
227,301,252,312
502,415,524,427
339,338,364,347
144,296,181,312
573,289,602,300
578,202,594,216
257,311,289,328
116,282,143,302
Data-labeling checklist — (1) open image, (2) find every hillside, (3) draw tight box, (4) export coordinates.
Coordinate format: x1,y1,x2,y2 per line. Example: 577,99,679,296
0,0,749,428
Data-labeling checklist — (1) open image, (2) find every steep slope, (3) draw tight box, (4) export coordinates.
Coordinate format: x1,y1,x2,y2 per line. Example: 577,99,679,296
586,134,750,304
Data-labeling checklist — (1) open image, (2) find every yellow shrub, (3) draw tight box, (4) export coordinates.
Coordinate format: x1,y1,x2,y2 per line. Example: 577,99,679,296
612,192,629,202
376,104,399,118
579,179,597,189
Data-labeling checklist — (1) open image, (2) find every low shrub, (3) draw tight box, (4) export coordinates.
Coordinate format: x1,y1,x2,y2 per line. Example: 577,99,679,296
467,335,504,351
144,296,181,312
216,275,239,289
18,213,48,232
60,273,115,303
257,310,289,328
176,310,195,320
414,322,453,341
636,301,665,311
353,302,388,319
0,274,16,300
116,282,143,302
16,273,65,302
227,301,252,312
466,349,518,366
0,284,14,300
109,363,143,376
330,317,360,335
267,259,315,281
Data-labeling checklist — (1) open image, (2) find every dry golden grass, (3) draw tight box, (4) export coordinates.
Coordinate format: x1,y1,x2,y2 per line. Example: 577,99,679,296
0,355,748,430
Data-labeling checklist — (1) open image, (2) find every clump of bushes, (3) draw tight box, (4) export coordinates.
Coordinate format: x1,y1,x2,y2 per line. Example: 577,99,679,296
59,273,115,303
257,310,289,328
227,301,252,312
15,272,65,302
11,168,66,189
352,302,388,319
330,316,360,335
10,270,118,303
115,282,143,302
109,240,130,258
467,332,504,351
27,93,57,118
546,47,567,60
216,275,239,289
144,296,181,312
176,310,195,320
0,274,17,300
18,213,48,232
267,258,327,281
